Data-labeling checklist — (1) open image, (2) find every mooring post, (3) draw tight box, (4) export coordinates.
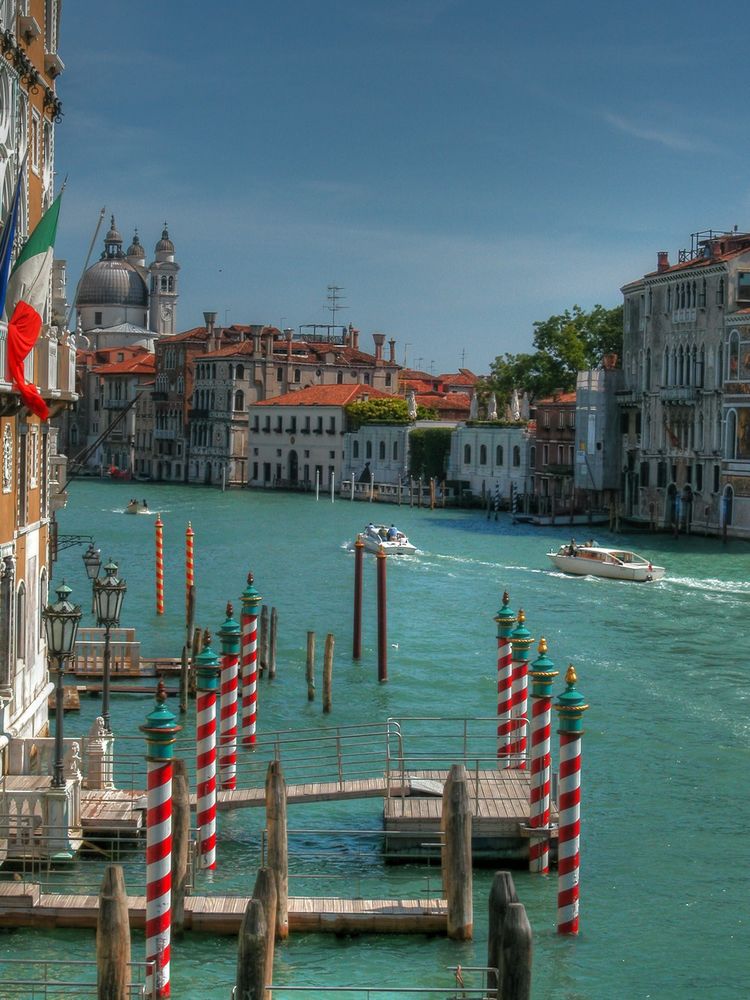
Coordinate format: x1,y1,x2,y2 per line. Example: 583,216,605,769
171,757,189,936
155,514,164,615
218,603,241,790
179,644,189,716
180,584,196,712
195,630,220,870
253,866,278,992
140,682,181,999
268,607,278,680
322,633,334,713
259,605,269,674
509,610,533,769
189,623,203,697
487,870,519,995
265,759,289,939
185,522,194,627
376,547,388,683
555,665,589,934
306,631,316,701
495,591,517,765
235,897,269,1000
441,763,473,940
499,902,533,1000
240,573,262,747
97,864,131,1000
527,638,558,874
352,536,364,660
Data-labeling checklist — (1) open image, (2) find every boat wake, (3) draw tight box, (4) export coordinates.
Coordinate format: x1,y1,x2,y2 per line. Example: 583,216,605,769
663,575,750,596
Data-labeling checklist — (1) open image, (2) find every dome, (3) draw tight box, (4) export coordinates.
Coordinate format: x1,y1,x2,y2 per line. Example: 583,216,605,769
127,231,145,259
155,224,174,254
104,214,123,246
77,257,149,308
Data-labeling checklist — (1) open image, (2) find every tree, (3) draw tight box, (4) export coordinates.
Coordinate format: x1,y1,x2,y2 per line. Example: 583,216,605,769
409,428,452,479
487,303,623,402
345,397,409,427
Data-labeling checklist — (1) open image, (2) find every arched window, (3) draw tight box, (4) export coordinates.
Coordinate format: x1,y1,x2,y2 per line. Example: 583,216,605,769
379,441,386,460
167,276,174,292
39,568,47,643
678,346,684,385
512,445,521,467
645,348,651,390
729,329,740,379
717,278,725,306
667,285,672,312
463,444,472,464
663,347,669,384
337,371,343,384
495,445,504,465
392,441,398,460
294,369,301,383
15,582,25,662
234,390,244,411
479,444,487,465
353,440,359,459
160,276,168,292
717,344,724,388
529,445,536,468
236,364,244,380
366,441,372,459
725,409,737,459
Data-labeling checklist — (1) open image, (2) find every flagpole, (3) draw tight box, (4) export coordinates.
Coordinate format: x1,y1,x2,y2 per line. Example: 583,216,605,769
65,206,106,332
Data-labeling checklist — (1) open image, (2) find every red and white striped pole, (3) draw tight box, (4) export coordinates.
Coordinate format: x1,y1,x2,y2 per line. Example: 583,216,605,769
218,603,241,790
527,637,558,873
240,573,262,747
509,609,533,768
555,665,589,934
185,522,194,621
194,631,220,869
155,515,164,615
495,591,517,764
140,681,181,998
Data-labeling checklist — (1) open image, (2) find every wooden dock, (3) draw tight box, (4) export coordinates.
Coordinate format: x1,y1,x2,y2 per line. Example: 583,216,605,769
0,882,446,935
47,687,80,713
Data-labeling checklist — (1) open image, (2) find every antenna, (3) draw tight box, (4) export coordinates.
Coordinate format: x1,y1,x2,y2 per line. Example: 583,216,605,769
66,206,106,332
326,284,347,329
460,348,466,367
403,343,412,368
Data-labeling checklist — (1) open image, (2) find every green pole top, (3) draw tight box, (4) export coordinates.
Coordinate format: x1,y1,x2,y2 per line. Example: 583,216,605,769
494,590,517,634
240,571,262,611
555,664,590,733
218,601,241,654
195,629,221,692
140,680,182,759
510,608,534,653
529,637,559,698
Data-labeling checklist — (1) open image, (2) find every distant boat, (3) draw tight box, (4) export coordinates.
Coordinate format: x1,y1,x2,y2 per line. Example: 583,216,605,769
125,499,150,515
108,465,132,481
351,524,417,555
547,543,665,582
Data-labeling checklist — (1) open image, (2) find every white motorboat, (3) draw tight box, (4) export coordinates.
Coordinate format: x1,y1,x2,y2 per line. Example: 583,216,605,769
547,542,665,582
353,524,417,555
125,499,151,515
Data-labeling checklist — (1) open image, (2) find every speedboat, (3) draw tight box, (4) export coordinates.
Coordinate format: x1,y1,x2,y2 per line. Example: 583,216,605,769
547,542,665,582
125,499,151,515
353,524,417,555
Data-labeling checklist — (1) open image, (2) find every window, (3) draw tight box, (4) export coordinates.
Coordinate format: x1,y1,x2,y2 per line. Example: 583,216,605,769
657,462,667,488
463,444,471,464
366,441,372,459
738,274,750,304
696,464,703,491
15,582,26,662
328,416,336,433
385,373,392,387
95,311,102,325
337,371,343,384
640,462,650,487
717,278,725,306
713,464,720,492
542,410,550,428
236,364,244,380
379,441,386,460
557,445,564,464
316,417,323,433
667,285,672,312
529,446,535,468
542,445,549,466
363,373,370,385
495,445,504,465
392,441,398,460
728,330,740,379
558,410,565,429
479,444,487,465
31,110,40,173
275,416,282,432
277,367,283,382
294,369,301,383
353,440,359,459
699,278,707,308
234,390,244,411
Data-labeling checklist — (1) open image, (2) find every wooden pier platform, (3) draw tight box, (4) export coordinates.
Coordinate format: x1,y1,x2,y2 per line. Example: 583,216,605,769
0,882,446,935
47,687,80,713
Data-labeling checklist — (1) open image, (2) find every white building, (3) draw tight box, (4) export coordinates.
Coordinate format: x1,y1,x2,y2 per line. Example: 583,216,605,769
722,312,750,535
448,424,531,502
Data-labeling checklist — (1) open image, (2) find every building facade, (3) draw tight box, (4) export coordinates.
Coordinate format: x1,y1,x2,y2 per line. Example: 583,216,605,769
448,423,531,502
533,392,576,512
722,311,750,534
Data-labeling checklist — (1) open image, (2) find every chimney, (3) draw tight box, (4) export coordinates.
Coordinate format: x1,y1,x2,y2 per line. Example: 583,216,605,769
286,328,293,361
389,338,396,363
351,327,359,350
657,252,670,273
203,310,220,352
372,332,385,364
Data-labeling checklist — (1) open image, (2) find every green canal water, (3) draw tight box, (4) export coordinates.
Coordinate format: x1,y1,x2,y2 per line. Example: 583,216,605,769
2,481,748,998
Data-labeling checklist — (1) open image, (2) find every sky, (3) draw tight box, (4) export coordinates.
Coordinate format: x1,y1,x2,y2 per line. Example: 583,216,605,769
53,1,750,375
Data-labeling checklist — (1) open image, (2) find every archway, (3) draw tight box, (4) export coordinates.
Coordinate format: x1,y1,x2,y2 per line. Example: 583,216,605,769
665,483,677,527
722,484,734,527
288,450,299,484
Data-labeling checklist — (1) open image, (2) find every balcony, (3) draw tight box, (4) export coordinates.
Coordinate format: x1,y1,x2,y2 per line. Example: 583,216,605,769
660,386,698,405
545,463,573,476
615,388,641,406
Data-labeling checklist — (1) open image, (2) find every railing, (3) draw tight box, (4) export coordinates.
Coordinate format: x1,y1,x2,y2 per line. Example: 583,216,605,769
75,627,141,673
659,386,698,404
264,968,494,998
0,958,153,998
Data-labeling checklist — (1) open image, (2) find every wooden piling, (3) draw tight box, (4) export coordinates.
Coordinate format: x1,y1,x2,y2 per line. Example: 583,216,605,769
96,864,131,1000
235,897,269,1000
179,644,189,715
322,633,334,713
487,871,519,994
306,631,316,701
181,584,196,711
269,607,278,680
499,902,533,1000
376,548,387,683
189,624,203,697
260,606,269,674
171,758,190,936
253,866,277,991
352,537,364,660
265,760,288,939
441,763,473,940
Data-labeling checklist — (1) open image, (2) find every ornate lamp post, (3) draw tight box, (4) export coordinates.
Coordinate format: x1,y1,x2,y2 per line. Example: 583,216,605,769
82,542,101,613
42,582,82,788
93,559,127,733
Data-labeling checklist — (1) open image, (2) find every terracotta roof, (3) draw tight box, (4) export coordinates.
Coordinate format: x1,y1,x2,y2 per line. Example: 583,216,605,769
197,340,257,360
77,345,150,365
92,355,155,376
416,391,471,412
437,369,479,385
254,384,393,407
536,391,576,405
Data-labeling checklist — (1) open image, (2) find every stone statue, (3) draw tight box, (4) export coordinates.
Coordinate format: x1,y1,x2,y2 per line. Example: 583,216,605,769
510,388,521,421
407,389,417,421
469,394,478,420
487,394,498,420
64,741,82,781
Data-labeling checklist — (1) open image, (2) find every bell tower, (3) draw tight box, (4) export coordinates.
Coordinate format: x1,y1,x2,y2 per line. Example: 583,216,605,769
148,222,180,335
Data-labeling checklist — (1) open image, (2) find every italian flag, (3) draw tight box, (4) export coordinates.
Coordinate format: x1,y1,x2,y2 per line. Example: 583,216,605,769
5,192,63,420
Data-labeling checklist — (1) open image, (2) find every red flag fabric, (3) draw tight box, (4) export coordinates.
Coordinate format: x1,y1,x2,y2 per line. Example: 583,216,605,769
7,299,49,420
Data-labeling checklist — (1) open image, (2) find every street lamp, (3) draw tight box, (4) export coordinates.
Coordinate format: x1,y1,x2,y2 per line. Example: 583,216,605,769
42,582,82,788
82,542,101,613
93,559,127,733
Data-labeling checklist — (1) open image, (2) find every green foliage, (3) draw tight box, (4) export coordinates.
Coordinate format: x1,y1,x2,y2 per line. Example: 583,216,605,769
487,303,623,402
345,397,409,427
409,427,453,479
416,404,438,420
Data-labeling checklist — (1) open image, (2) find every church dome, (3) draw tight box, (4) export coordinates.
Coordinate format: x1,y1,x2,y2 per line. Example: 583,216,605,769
77,257,149,309
104,215,123,246
155,224,174,254
126,231,145,259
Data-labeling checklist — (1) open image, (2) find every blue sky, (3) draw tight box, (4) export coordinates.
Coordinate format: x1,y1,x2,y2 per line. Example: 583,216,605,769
54,1,747,374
